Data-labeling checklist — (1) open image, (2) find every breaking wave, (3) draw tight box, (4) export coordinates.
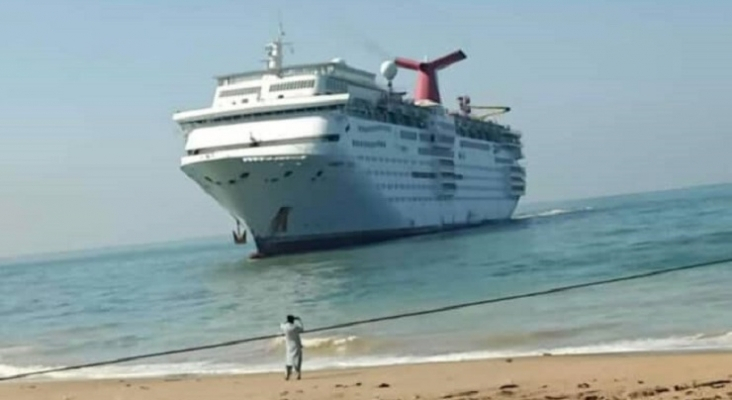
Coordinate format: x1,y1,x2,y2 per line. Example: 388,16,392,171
3,331,731,381
514,207,594,220
266,335,379,356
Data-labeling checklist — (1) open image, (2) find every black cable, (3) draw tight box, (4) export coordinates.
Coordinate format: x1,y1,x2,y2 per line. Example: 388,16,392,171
1,256,729,382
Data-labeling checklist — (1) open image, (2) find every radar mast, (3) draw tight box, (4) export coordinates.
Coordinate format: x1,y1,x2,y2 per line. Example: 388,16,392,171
264,17,294,71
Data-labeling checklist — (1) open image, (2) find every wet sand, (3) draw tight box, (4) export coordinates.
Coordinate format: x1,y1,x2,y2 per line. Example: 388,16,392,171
2,351,732,400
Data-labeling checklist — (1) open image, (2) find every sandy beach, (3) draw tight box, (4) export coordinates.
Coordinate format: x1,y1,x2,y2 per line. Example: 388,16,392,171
2,352,731,400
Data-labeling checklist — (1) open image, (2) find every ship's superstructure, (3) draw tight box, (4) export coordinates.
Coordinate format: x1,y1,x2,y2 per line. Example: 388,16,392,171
174,27,526,256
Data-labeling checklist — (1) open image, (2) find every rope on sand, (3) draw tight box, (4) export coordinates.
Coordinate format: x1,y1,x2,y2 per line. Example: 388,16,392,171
1,256,730,382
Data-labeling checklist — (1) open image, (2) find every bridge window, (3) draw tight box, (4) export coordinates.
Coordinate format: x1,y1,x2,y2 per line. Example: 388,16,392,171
219,87,261,97
269,80,316,92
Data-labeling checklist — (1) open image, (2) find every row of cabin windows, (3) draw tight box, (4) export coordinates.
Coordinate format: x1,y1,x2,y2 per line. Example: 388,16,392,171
399,130,418,140
461,172,506,181
460,140,492,152
387,196,508,203
456,128,501,142
363,169,504,183
460,164,505,172
398,132,455,145
418,147,453,158
388,196,443,202
352,139,386,148
357,155,506,171
357,155,429,165
407,172,463,180
367,170,411,177
373,183,505,193
377,183,434,191
365,171,498,182
459,185,507,192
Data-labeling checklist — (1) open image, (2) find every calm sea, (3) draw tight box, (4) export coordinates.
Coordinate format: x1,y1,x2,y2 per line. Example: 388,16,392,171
1,184,732,380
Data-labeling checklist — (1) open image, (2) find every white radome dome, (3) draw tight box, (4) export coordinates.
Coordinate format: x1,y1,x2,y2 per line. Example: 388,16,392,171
380,60,397,81
331,58,346,64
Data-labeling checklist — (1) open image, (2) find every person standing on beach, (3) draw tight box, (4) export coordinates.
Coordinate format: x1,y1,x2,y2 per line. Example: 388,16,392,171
280,315,304,380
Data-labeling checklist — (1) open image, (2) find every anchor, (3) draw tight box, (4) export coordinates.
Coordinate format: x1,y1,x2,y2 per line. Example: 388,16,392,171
232,218,247,244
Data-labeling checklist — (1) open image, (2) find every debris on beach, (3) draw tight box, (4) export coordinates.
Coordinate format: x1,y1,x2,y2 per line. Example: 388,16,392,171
653,386,669,394
498,384,518,396
442,390,479,398
693,379,730,389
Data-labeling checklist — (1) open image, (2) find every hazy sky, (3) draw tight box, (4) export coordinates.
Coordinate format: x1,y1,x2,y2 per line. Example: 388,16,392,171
1,0,731,258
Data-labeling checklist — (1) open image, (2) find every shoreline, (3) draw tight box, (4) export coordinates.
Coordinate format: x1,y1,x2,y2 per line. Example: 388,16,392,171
2,350,732,399
8,347,732,384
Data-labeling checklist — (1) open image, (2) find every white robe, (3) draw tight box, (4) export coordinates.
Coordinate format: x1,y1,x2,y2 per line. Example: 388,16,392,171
280,322,303,367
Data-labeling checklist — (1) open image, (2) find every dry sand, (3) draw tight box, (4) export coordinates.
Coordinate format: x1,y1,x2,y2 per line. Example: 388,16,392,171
2,351,732,400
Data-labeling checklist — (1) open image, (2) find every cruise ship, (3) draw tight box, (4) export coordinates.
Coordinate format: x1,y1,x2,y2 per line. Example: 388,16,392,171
174,27,526,257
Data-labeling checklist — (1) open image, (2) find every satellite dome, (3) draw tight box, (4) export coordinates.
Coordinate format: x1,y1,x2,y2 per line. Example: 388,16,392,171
331,57,346,64
380,60,397,81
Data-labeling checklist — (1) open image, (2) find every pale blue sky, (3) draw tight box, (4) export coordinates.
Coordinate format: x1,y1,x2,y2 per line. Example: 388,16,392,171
1,0,731,258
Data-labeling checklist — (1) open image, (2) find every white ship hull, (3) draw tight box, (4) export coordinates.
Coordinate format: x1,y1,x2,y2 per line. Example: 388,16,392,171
181,113,523,256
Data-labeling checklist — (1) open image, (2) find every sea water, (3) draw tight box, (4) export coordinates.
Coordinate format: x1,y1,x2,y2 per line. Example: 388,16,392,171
1,184,731,380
